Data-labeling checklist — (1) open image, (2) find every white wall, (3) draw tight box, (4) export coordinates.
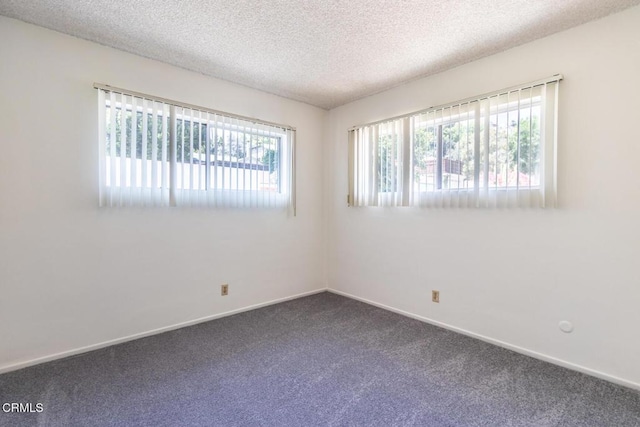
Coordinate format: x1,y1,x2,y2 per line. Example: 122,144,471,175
0,17,327,371
327,6,640,388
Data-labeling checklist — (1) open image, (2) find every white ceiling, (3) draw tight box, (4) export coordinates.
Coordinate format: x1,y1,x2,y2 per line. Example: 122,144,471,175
1,0,638,109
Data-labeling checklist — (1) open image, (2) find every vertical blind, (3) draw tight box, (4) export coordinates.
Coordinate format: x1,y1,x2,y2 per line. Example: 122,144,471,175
348,76,561,208
348,118,410,207
96,85,296,212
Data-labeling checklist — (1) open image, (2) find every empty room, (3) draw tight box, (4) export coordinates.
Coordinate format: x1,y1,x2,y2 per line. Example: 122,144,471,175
1,0,639,425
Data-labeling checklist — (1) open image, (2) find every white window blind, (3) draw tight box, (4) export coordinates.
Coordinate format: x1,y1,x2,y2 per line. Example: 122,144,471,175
348,76,561,208
96,84,296,213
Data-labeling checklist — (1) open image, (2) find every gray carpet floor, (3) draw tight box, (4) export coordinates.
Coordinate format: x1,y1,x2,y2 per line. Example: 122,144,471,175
1,292,639,426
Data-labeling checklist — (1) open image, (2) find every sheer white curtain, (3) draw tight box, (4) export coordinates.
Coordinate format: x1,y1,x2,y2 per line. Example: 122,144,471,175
97,87,296,212
349,77,560,209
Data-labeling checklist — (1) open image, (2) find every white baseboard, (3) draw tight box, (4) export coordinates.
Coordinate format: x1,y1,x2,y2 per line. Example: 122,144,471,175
0,288,328,375
328,288,640,391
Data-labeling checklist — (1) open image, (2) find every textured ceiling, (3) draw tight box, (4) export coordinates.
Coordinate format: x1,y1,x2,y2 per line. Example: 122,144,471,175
1,1,638,109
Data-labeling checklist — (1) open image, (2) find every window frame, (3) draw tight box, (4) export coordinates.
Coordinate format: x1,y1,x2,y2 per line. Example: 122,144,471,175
348,75,561,208
96,83,296,213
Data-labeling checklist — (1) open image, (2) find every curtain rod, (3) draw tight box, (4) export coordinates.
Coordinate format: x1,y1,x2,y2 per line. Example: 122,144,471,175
93,83,296,132
348,74,563,131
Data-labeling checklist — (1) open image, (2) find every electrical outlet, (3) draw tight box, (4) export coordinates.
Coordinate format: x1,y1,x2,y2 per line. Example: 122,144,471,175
432,290,440,303
221,284,229,296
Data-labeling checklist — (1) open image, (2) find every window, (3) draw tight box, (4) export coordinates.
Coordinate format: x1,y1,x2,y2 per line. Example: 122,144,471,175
96,85,296,212
348,76,561,208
